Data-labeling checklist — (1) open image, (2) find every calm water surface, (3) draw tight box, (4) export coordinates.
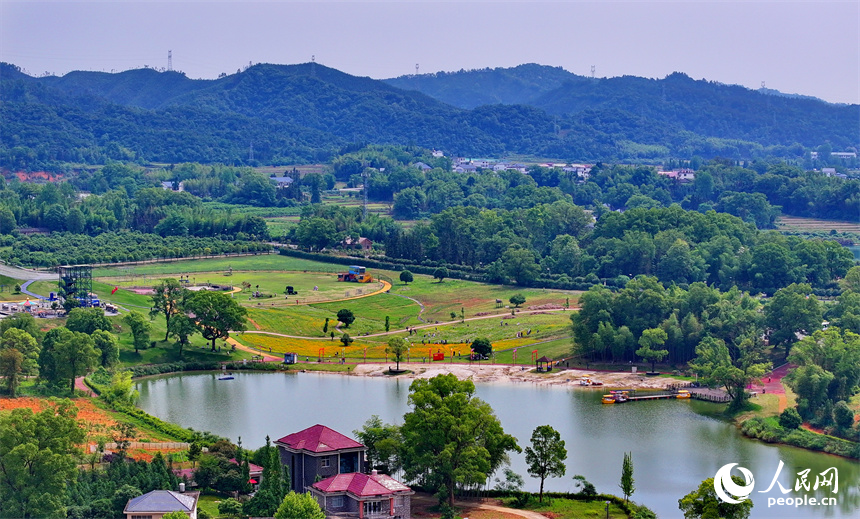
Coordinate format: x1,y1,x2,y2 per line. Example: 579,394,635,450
137,372,859,518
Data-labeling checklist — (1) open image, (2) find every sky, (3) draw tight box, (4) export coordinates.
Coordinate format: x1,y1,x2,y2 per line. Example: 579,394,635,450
1,1,858,104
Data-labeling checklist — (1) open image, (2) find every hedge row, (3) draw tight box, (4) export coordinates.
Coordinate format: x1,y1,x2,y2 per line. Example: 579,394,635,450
279,248,617,291
127,361,222,378
741,417,860,459
279,248,485,282
110,400,223,445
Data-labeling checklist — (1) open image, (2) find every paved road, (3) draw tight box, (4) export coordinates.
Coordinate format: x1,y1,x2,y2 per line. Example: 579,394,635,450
0,263,56,281
20,280,47,300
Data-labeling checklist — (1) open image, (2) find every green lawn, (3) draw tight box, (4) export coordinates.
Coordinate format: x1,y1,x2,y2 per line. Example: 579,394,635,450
92,255,343,277
501,496,629,519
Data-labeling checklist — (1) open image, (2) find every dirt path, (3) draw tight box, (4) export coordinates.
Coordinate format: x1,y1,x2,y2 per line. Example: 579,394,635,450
411,493,547,519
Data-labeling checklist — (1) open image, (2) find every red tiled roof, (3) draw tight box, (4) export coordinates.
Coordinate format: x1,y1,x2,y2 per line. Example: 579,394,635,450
229,458,264,475
276,424,364,453
313,472,411,498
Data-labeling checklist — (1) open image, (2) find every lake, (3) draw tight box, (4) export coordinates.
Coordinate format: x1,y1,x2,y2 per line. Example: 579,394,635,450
136,371,859,518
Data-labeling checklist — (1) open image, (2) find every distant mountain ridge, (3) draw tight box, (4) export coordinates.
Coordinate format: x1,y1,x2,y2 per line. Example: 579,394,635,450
1,61,857,168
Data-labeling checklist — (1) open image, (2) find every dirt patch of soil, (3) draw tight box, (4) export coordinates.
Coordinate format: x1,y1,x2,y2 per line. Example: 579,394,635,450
351,362,678,389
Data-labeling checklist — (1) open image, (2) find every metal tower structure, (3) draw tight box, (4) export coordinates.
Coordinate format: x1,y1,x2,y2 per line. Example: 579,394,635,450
168,50,173,71
58,265,94,307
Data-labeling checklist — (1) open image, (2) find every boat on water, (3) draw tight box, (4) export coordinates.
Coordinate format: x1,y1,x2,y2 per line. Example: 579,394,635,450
602,390,630,404
676,389,691,399
218,375,234,380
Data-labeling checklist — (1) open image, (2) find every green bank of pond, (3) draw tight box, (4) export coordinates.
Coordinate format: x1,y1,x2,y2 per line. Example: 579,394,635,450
136,372,860,519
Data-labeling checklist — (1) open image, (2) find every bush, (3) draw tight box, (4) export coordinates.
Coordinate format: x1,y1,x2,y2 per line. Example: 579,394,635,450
779,407,802,430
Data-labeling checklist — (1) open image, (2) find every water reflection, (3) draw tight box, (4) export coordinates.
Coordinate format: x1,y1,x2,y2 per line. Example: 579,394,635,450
136,372,858,518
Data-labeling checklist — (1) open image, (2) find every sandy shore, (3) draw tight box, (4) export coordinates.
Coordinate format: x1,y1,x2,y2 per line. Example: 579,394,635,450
349,362,680,389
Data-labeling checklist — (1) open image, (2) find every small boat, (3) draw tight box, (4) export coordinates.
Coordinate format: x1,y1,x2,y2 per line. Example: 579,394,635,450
602,394,616,404
590,379,603,386
676,389,691,399
218,375,234,381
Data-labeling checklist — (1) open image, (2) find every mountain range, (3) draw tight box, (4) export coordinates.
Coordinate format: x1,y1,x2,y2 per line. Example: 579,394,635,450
1,62,857,168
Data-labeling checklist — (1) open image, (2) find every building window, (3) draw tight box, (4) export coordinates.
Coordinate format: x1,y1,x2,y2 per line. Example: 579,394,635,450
364,501,382,515
131,515,154,519
320,456,330,468
330,496,344,508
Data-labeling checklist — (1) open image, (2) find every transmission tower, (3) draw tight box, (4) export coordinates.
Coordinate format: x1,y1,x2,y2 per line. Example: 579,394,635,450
591,65,596,79
168,50,173,71
415,63,419,76
362,169,370,220
249,142,254,163
311,55,316,77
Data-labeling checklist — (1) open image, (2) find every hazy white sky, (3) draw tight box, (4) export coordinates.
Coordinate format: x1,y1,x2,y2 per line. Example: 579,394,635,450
1,1,858,104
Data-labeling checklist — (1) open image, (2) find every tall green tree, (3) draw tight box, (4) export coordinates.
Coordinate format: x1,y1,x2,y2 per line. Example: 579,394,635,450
65,307,112,335
636,328,669,373
524,425,567,503
91,329,119,368
620,451,635,503
167,314,198,358
184,291,248,350
690,336,770,409
123,311,152,354
354,416,402,476
0,400,85,519
502,247,541,285
0,348,23,397
386,337,408,371
150,278,186,341
764,283,822,359
39,328,98,392
786,328,860,424
0,328,39,375
399,270,414,285
400,374,520,506
336,309,355,327
470,338,492,358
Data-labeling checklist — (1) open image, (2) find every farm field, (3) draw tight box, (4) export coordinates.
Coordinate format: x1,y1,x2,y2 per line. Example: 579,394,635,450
776,215,860,234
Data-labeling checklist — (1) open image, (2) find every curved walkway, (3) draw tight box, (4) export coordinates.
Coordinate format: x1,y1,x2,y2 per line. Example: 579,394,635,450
385,292,428,323
20,280,47,300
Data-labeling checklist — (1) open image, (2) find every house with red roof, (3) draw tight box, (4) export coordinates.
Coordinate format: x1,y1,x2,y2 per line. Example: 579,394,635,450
275,424,367,493
310,470,413,519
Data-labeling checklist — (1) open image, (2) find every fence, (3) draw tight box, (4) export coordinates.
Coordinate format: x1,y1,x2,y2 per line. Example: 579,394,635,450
97,441,190,452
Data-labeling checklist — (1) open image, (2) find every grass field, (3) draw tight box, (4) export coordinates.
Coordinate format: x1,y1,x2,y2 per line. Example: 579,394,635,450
48,254,578,365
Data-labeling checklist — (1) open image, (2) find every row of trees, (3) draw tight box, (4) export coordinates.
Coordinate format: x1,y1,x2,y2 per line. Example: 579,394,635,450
291,194,852,295
3,231,271,267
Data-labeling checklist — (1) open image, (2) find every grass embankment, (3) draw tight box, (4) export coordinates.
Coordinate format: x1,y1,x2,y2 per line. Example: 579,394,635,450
499,493,637,519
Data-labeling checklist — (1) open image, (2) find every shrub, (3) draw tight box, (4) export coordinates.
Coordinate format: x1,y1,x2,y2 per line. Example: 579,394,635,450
779,407,802,430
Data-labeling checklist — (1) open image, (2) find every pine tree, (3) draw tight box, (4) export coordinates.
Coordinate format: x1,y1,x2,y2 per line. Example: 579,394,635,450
620,451,635,503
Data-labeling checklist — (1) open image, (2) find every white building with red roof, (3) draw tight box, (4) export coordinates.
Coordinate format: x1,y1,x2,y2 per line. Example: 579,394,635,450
275,424,368,493
310,470,414,519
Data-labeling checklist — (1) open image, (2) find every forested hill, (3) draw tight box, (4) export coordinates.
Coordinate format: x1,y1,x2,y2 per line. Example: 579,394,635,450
387,66,859,149
384,63,585,108
1,61,858,169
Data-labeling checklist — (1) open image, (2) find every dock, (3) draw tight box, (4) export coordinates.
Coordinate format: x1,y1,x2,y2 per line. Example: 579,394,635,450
604,384,732,404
